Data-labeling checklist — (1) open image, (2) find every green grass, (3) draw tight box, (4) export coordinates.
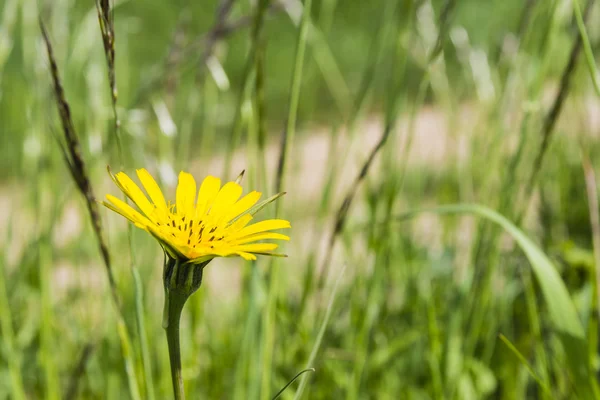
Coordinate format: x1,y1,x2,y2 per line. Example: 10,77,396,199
1,0,600,398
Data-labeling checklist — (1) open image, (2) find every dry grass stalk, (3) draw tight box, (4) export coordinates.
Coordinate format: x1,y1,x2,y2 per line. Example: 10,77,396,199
41,19,142,399
518,0,594,223
317,124,393,288
94,0,122,160
40,20,121,307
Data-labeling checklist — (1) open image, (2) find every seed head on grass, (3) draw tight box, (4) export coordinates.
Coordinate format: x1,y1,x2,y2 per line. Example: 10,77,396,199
103,168,291,264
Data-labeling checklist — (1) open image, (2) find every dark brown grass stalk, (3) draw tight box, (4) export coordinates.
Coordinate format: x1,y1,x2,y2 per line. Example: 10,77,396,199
315,124,393,289
94,0,122,160
65,343,95,400
516,0,594,224
41,20,141,399
427,0,457,63
40,21,120,307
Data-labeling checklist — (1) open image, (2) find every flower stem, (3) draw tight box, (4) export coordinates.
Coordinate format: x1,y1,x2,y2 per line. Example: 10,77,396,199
164,290,188,400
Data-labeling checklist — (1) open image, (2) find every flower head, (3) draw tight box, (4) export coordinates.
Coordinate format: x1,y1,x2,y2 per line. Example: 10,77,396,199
103,168,290,264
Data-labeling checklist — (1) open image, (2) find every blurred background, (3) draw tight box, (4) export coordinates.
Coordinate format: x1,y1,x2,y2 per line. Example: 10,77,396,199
1,0,600,398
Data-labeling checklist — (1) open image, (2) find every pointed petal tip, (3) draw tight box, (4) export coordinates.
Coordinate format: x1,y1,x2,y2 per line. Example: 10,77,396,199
235,169,246,184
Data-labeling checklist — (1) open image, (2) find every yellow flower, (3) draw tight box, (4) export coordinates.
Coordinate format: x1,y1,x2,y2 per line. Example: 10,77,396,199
103,168,290,264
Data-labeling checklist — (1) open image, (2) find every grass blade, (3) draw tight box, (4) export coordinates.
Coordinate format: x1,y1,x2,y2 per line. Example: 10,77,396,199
365,203,599,398
271,368,315,400
498,334,552,396
572,0,600,97
293,264,346,399
0,250,26,399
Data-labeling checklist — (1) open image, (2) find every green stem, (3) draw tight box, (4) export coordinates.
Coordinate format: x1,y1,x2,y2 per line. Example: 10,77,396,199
164,290,188,400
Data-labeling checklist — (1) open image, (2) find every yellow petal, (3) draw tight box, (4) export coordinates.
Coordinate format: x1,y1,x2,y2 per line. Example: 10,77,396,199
226,214,253,232
230,219,291,239
236,251,257,261
136,168,167,211
104,195,151,229
176,171,197,216
210,182,243,218
231,243,279,253
113,172,156,219
230,232,290,245
146,226,186,259
225,191,261,222
196,176,221,217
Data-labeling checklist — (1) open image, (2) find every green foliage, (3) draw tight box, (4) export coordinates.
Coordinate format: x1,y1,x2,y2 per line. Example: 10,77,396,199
1,0,600,399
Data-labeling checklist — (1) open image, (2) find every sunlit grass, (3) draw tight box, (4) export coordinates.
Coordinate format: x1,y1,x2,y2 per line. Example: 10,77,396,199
1,0,600,399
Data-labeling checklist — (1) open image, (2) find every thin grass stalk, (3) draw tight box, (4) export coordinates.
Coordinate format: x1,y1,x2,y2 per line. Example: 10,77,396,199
316,122,393,289
572,0,600,96
100,0,158,390
225,0,271,178
272,369,315,400
237,0,281,396
133,267,156,400
425,284,445,400
490,0,536,64
238,76,264,399
65,343,95,400
314,0,421,289
527,0,562,97
94,0,123,161
254,46,269,188
517,0,594,224
197,0,236,80
233,266,261,399
465,0,561,342
0,251,26,400
293,265,347,399
34,129,61,399
0,0,18,73
346,245,394,400
466,1,584,359
297,0,339,120
260,0,312,392
300,0,407,318
275,0,312,194
39,237,60,400
581,151,600,399
200,75,219,162
464,114,533,356
387,204,597,396
306,21,352,118
396,71,429,196
498,334,553,396
583,153,600,318
317,0,338,33
346,0,404,142
346,18,422,398
132,5,284,106
426,0,457,63
522,270,551,399
39,20,142,399
176,89,201,171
